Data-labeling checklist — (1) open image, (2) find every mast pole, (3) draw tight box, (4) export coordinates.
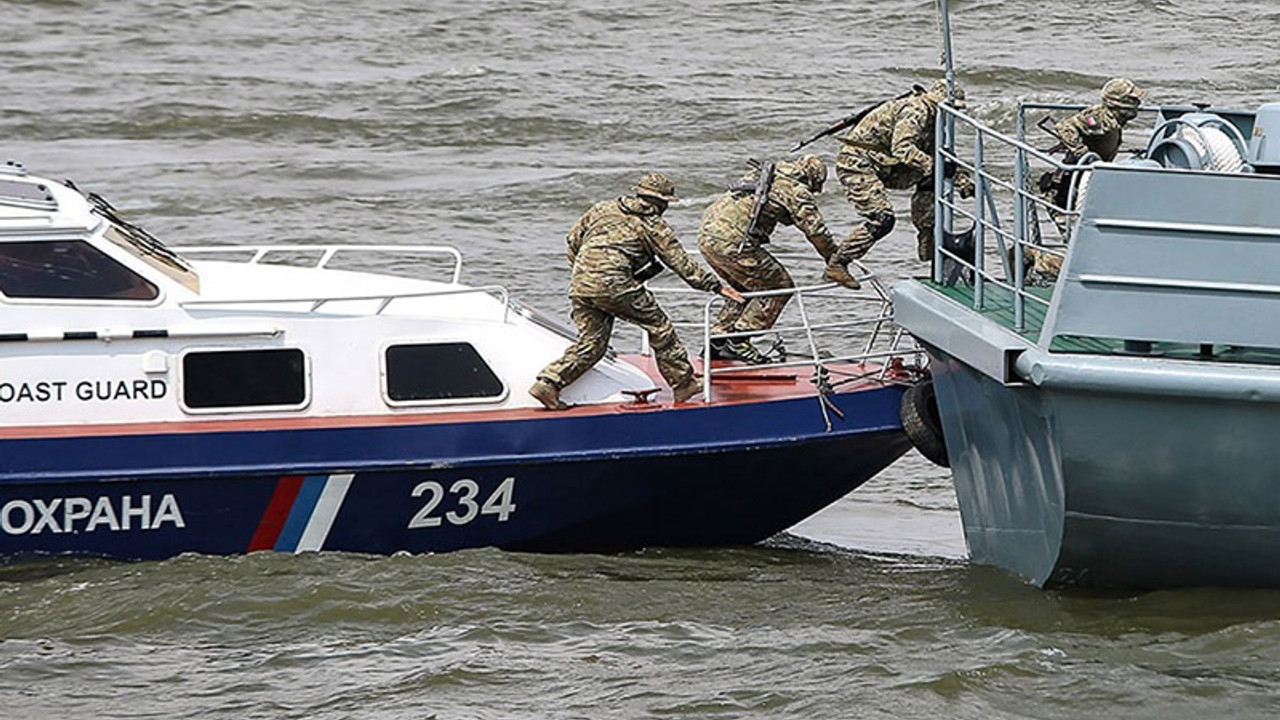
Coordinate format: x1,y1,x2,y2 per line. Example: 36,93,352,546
932,0,957,283
938,0,955,103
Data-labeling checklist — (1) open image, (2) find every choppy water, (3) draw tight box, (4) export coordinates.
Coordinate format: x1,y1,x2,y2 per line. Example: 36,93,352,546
4,1,1280,717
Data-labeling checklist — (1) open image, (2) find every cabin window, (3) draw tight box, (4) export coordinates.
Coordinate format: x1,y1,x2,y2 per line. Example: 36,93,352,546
103,225,200,293
0,240,159,300
182,348,307,410
385,343,504,402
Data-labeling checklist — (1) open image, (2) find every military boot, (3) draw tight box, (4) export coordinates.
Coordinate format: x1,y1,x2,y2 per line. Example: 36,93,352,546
672,378,703,404
705,337,730,360
718,338,771,364
822,260,862,290
529,378,568,411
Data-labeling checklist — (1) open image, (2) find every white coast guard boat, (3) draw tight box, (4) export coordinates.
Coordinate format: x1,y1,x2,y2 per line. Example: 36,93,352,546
0,161,919,561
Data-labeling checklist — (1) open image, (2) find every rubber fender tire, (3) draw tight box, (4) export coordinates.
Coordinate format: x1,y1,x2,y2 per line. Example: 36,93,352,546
900,381,949,468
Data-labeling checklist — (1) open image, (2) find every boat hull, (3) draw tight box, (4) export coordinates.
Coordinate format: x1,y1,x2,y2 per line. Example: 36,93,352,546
925,342,1280,589
0,386,910,560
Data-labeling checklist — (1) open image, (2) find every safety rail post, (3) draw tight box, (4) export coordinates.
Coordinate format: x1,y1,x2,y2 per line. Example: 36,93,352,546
933,107,947,284
861,280,891,357
1013,106,1028,330
792,288,824,372
661,271,913,405
973,127,986,309
792,287,833,432
702,300,715,403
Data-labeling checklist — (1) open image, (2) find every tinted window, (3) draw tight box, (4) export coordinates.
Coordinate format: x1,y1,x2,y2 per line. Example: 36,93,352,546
183,349,307,409
0,240,158,300
386,343,504,402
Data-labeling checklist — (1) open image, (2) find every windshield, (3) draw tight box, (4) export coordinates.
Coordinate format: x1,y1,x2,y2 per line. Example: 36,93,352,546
88,191,201,293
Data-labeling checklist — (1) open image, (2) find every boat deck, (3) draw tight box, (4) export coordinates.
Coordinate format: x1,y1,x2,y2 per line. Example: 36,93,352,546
920,278,1280,366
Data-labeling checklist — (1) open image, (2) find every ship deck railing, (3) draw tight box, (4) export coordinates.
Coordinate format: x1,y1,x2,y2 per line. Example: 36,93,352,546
926,101,1280,364
927,101,1105,339
178,244,464,284
646,253,925,405
175,244,520,318
925,101,1180,340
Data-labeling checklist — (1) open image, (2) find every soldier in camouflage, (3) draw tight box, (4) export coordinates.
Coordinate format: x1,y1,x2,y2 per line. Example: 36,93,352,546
696,154,851,364
834,80,974,263
529,172,744,411
1054,77,1146,162
1028,77,1147,279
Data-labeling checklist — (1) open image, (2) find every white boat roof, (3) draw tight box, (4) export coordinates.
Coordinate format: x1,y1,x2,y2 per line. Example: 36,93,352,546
0,165,661,424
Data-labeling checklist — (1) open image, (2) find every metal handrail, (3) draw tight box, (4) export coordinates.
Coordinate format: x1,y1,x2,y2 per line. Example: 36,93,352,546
647,257,923,404
176,244,465,285
181,284,513,322
176,244,503,318
932,103,1097,331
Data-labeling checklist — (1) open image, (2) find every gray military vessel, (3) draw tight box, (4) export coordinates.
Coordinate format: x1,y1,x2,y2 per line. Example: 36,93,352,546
890,64,1280,588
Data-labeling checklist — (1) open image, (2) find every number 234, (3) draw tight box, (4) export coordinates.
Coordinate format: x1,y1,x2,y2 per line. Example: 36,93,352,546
408,476,517,529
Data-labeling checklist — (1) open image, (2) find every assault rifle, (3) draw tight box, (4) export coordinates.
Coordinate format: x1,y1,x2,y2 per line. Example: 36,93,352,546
1037,115,1068,155
791,85,924,152
739,159,776,252
1037,115,1144,158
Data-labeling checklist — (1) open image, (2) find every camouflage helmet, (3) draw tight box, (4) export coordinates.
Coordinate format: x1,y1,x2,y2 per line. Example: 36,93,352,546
927,79,967,109
634,171,678,202
789,154,828,192
1101,77,1145,111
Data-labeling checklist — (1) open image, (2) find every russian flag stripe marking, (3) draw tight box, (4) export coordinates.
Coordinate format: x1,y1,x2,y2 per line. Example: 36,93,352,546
295,473,354,553
274,475,328,552
249,475,305,552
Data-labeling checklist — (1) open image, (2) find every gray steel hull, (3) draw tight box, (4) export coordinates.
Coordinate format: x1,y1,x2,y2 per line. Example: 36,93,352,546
892,99,1280,589
924,340,1280,589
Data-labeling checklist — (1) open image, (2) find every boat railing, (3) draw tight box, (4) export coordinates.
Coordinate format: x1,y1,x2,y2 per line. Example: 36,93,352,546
645,254,925,406
175,244,517,319
932,100,1200,332
177,244,464,284
181,284,513,321
931,101,1126,332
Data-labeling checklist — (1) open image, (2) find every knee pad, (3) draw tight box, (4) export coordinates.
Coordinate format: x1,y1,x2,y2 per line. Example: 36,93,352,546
865,211,896,241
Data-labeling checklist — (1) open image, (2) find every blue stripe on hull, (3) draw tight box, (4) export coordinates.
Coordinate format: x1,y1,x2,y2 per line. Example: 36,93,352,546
0,431,910,560
275,475,327,552
0,387,909,560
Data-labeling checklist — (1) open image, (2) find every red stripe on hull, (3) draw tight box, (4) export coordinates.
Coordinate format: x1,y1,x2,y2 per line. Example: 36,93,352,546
247,475,305,551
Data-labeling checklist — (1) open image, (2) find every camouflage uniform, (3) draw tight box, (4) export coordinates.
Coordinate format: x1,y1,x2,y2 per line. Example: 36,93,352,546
533,173,723,407
1055,77,1145,161
1030,78,1146,278
697,155,838,343
835,80,972,262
